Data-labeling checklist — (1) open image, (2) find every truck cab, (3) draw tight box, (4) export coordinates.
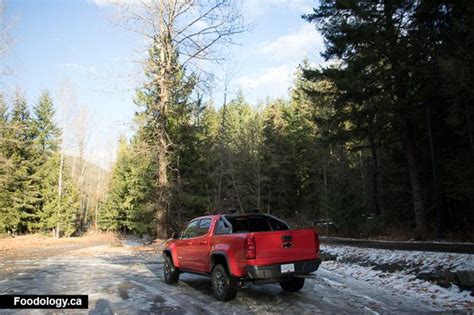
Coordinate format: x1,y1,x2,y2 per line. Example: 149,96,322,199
163,213,321,301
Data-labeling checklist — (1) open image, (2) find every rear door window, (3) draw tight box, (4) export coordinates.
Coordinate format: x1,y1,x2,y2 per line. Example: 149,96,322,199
215,219,232,235
268,217,290,231
225,216,268,232
224,215,289,233
197,218,212,236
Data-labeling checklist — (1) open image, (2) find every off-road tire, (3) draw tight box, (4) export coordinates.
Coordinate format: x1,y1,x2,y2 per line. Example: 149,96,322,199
279,277,305,292
163,255,179,284
211,264,238,301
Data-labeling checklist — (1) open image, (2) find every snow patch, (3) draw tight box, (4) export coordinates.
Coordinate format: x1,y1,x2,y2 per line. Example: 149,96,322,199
321,244,474,273
320,245,474,310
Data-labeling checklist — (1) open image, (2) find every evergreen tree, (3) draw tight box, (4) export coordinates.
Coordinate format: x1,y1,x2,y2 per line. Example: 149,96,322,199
0,93,7,142
0,94,17,233
0,93,8,163
33,91,60,159
97,1,474,240
99,137,156,234
37,153,79,236
301,0,474,238
195,103,221,214
261,99,290,214
99,138,130,231
31,91,79,235
7,93,40,233
134,40,197,236
303,0,432,236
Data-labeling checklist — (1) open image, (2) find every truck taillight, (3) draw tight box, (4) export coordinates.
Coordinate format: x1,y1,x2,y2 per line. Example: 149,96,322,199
244,235,256,259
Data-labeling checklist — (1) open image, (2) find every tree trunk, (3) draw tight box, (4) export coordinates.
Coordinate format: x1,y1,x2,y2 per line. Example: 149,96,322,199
56,151,64,239
384,0,427,236
359,150,367,211
465,101,474,154
400,118,427,237
376,147,384,214
176,153,182,227
267,185,271,214
426,102,443,237
95,170,102,229
154,0,172,239
256,155,261,210
323,163,329,235
369,141,381,216
155,104,170,239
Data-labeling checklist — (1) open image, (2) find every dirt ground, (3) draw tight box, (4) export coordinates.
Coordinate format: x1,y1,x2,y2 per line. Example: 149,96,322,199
0,233,118,257
0,234,468,314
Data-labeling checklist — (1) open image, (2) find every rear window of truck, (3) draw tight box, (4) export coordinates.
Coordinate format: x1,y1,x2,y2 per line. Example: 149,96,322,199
224,215,289,233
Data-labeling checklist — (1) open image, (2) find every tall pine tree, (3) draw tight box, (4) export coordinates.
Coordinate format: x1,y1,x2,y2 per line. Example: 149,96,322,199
7,93,40,233
32,91,79,236
0,93,17,233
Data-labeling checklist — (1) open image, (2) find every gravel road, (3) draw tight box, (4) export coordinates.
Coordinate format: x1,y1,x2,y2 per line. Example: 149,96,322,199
0,235,467,314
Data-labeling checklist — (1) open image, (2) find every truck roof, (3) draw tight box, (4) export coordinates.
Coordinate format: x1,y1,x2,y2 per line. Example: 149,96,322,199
193,212,267,221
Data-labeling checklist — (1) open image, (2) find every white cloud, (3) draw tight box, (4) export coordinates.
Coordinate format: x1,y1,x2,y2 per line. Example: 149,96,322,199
256,24,323,61
236,64,294,97
60,63,97,75
236,23,324,102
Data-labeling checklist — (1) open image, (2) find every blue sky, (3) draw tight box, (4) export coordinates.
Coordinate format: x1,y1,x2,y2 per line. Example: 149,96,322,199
4,0,324,167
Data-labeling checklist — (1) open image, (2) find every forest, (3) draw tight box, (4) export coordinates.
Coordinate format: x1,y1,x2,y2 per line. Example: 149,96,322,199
0,0,473,241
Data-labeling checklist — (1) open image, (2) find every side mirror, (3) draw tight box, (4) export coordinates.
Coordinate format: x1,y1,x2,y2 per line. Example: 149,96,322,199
172,232,180,239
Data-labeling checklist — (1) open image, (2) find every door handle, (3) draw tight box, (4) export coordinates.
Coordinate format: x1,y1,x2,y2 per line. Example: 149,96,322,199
199,241,208,245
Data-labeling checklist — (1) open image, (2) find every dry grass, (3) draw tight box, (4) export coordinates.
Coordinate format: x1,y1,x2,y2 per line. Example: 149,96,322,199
0,233,118,259
132,239,166,253
0,233,166,260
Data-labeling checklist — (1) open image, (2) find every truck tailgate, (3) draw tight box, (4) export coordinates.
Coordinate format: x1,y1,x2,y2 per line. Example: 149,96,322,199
253,229,318,266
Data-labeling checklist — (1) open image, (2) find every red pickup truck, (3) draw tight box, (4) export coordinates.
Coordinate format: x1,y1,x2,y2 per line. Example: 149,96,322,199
162,212,321,301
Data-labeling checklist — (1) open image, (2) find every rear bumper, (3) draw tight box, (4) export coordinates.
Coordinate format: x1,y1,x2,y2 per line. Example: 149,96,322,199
245,258,321,281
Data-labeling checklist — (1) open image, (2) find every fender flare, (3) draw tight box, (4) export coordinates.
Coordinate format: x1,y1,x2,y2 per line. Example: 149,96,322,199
163,248,180,268
210,251,234,276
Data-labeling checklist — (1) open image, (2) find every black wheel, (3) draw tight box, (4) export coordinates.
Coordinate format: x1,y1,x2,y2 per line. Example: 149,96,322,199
163,255,179,284
211,264,238,301
279,277,305,292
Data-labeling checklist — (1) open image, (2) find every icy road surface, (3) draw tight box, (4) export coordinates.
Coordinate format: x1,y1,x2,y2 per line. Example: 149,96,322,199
0,235,470,314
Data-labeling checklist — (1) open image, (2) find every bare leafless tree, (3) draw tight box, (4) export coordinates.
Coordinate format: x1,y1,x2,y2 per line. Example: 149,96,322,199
0,1,15,72
0,0,15,141
56,79,78,238
111,0,245,237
